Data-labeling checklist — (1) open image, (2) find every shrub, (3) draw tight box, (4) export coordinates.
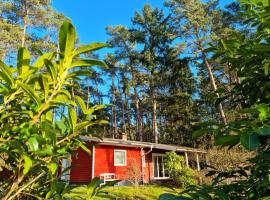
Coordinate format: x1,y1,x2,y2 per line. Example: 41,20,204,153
164,152,197,188
125,158,142,186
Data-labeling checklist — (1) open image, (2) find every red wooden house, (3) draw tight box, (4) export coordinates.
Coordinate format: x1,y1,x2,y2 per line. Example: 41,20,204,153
60,134,207,184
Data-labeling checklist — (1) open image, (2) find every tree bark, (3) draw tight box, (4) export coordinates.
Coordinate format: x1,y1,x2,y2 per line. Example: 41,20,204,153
195,28,227,124
204,56,227,124
111,74,118,138
21,0,28,47
121,95,127,133
130,65,143,141
152,93,158,143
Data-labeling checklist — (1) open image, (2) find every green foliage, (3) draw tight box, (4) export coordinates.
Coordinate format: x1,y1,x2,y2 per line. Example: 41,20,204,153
160,0,270,199
63,177,119,200
94,185,180,200
164,152,197,188
0,0,66,59
0,21,108,199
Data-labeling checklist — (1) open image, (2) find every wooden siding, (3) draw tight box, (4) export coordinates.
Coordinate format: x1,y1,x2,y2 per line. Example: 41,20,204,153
70,147,92,183
94,145,142,181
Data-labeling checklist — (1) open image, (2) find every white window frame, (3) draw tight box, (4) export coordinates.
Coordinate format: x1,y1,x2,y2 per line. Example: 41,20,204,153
114,149,127,166
60,154,71,182
152,153,169,179
142,154,146,168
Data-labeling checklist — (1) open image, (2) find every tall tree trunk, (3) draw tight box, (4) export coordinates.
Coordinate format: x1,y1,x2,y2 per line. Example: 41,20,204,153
152,93,158,143
111,74,117,138
203,56,227,124
134,90,142,141
150,74,158,143
130,64,142,141
195,28,227,124
121,97,127,133
22,0,28,47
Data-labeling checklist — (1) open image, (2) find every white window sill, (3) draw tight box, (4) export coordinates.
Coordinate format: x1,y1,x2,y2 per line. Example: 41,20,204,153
153,177,171,180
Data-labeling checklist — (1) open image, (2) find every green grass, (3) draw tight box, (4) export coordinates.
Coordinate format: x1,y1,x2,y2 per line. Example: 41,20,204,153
93,185,180,200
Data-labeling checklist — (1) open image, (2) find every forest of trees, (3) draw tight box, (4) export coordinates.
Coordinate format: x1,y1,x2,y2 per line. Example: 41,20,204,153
1,0,270,199
0,0,243,147
85,0,241,147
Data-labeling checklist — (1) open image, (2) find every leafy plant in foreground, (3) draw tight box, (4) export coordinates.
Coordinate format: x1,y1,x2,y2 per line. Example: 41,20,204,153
159,0,270,199
0,20,108,199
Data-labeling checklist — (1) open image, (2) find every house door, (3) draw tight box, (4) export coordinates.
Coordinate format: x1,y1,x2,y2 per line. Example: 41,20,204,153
152,154,169,179
70,147,92,183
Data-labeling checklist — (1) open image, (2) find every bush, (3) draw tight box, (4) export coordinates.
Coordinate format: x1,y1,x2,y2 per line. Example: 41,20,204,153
164,152,197,188
125,158,142,186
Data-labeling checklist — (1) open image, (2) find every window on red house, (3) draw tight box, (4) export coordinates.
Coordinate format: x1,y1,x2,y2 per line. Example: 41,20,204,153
114,150,126,166
152,154,169,179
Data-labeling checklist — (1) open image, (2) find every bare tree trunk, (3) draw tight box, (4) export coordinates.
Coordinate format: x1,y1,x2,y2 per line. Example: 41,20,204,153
195,28,227,124
111,74,117,138
134,92,142,141
22,1,28,47
204,57,227,124
121,98,127,133
149,74,158,143
130,66,142,141
152,94,158,143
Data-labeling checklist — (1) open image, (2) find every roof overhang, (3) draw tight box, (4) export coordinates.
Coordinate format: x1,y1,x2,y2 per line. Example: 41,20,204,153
79,136,207,154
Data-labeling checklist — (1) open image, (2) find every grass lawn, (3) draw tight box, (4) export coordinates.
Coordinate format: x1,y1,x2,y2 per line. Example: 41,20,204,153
93,185,180,200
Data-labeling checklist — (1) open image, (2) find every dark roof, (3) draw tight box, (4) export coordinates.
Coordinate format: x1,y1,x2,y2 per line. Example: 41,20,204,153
80,136,207,153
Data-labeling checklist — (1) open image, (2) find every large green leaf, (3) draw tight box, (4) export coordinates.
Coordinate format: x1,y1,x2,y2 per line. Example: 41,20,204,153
17,47,30,74
75,96,87,114
68,107,77,130
158,193,187,200
74,120,107,132
73,43,109,57
48,162,58,175
257,104,269,121
59,21,76,59
38,76,49,99
258,125,270,135
86,104,108,115
240,133,261,150
67,70,93,79
87,177,100,198
44,59,57,85
23,155,32,174
33,52,56,69
17,81,41,107
56,120,67,134
215,135,240,147
79,142,91,155
70,59,107,68
27,137,39,151
193,128,214,139
0,60,14,86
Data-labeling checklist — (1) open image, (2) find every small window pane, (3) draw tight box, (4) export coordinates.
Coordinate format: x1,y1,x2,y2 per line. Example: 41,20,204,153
114,150,126,166
158,156,163,177
154,156,158,177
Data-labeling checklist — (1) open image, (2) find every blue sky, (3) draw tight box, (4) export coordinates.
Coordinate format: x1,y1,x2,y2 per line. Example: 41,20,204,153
53,0,233,46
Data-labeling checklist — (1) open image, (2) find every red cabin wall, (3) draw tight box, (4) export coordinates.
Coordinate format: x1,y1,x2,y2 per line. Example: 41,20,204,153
69,144,169,184
70,146,92,183
144,153,153,182
94,145,142,180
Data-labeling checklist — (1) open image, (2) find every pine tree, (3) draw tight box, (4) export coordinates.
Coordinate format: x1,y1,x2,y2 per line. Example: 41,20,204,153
165,0,228,124
0,0,66,59
131,4,175,143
